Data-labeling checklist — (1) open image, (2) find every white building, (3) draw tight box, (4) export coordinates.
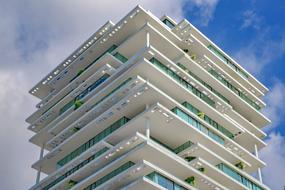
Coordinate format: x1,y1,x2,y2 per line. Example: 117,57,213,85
27,5,271,190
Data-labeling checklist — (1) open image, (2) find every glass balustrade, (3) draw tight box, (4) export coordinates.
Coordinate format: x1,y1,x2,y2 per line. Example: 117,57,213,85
208,45,249,79
43,147,109,190
149,58,215,108
162,19,175,29
146,172,187,190
113,52,128,63
151,137,194,155
69,45,118,83
59,73,110,115
176,63,230,105
88,77,132,111
84,161,135,190
41,89,74,116
216,163,263,190
209,69,261,111
173,141,194,154
49,77,132,148
172,107,225,145
57,117,130,167
45,45,129,119
48,77,133,151
182,101,234,139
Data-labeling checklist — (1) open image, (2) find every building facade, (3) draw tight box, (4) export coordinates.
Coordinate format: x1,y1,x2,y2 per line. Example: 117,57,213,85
27,5,271,190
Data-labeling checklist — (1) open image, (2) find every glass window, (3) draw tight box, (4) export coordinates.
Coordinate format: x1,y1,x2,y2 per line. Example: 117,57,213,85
162,19,175,29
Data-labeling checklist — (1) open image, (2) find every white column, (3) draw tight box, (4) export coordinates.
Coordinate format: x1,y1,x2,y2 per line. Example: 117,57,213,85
36,144,45,184
254,144,263,183
145,104,150,138
146,30,150,47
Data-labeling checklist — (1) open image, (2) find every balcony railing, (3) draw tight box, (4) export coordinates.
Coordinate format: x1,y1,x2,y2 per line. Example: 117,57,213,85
84,161,135,190
172,107,225,145
89,77,132,111
59,73,110,116
48,78,133,150
216,163,264,190
69,45,118,83
208,45,249,79
149,57,215,108
177,62,230,105
151,136,194,155
113,52,128,63
146,171,187,190
209,69,261,111
182,101,234,139
42,147,109,190
162,18,175,29
57,117,130,167
173,141,195,154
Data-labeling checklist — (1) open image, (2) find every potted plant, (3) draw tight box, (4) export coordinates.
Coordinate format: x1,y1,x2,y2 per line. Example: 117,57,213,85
185,176,195,186
235,162,245,170
198,167,206,173
72,127,80,132
68,180,77,189
77,69,85,76
185,156,196,162
190,54,197,60
74,100,84,110
197,112,205,119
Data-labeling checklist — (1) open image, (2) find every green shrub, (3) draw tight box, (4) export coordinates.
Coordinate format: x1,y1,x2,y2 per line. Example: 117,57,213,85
185,156,196,162
74,100,84,110
185,176,195,186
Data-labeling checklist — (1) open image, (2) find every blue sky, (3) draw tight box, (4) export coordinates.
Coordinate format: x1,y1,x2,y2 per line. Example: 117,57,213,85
0,0,285,190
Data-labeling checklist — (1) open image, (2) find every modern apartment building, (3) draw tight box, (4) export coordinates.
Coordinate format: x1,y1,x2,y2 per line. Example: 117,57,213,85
26,5,271,190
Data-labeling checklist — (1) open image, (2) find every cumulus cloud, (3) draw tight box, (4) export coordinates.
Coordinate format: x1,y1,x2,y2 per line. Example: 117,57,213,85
263,80,285,130
234,10,285,76
259,81,285,190
234,32,285,75
260,132,285,190
0,70,39,190
0,0,185,189
183,0,220,26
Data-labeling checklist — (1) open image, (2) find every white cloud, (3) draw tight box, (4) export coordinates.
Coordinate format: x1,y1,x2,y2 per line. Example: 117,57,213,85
241,10,262,30
183,0,220,26
0,69,40,190
234,32,285,75
263,80,285,131
260,81,285,190
0,0,185,190
260,132,285,190
234,10,285,75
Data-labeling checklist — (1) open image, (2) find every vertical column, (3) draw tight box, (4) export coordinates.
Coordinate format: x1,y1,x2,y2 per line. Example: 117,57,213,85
254,144,263,183
36,144,44,185
145,104,150,138
146,30,150,47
